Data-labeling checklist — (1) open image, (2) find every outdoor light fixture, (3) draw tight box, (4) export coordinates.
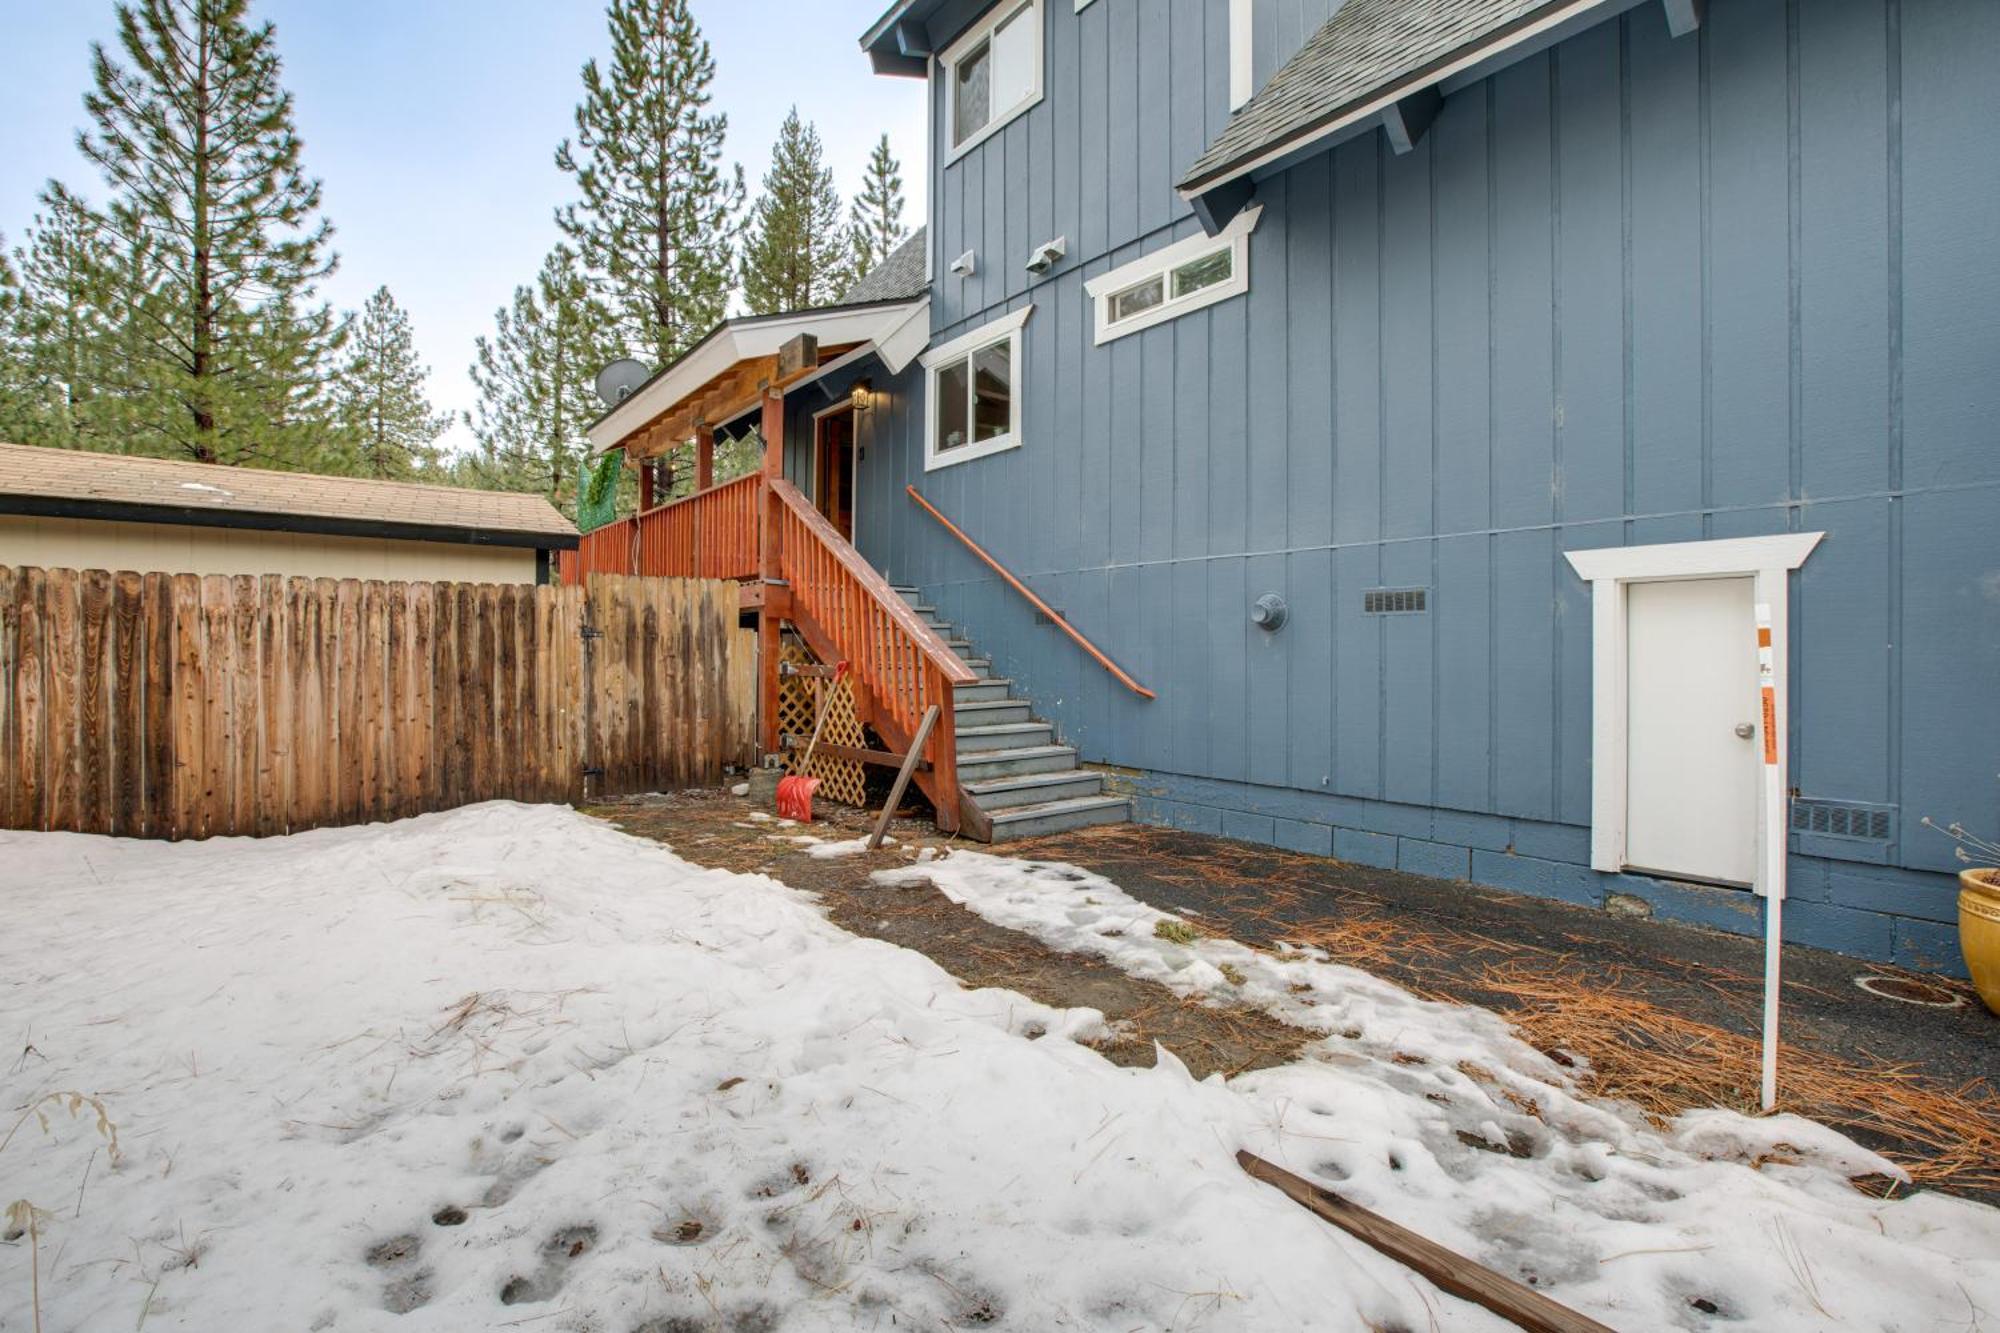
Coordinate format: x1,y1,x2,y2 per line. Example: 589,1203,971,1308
851,380,873,411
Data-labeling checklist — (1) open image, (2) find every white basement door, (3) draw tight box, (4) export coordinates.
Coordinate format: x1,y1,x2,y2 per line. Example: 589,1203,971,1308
1624,576,1762,886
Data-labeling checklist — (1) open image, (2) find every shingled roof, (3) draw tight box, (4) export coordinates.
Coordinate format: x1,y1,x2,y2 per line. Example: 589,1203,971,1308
0,442,578,549
839,227,929,306
1181,0,1592,194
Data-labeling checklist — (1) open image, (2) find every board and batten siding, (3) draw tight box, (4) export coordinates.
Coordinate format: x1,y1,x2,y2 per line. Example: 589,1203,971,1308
849,0,1995,971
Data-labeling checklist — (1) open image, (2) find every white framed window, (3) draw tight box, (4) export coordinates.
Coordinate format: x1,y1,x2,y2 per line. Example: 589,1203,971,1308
942,0,1043,163
1084,205,1263,344
919,305,1033,471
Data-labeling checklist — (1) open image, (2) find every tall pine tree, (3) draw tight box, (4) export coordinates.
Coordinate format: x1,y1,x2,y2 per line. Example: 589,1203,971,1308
333,286,449,479
740,108,851,315
556,0,741,368
848,133,907,282
68,0,344,467
462,245,614,514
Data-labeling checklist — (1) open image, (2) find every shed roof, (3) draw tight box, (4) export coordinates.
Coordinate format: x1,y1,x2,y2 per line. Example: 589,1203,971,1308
0,442,578,550
1180,0,1624,196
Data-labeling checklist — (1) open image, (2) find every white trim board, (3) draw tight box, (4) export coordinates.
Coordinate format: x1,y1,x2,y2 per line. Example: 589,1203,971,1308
920,305,1034,472
1084,205,1262,345
1564,532,1824,884
941,0,1044,166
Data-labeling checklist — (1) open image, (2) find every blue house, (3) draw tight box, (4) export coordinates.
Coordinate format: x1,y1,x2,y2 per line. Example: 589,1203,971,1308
584,0,1998,978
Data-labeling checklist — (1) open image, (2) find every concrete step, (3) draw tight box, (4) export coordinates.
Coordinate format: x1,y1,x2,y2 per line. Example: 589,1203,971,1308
987,794,1131,842
945,639,980,661
955,744,1079,780
962,658,993,678
891,586,922,607
962,769,1105,810
954,678,1014,703
954,698,1032,727
956,721,1054,753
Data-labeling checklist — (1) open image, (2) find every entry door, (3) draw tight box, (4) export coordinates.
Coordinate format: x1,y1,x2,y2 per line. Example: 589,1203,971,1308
815,408,856,540
1624,577,1761,885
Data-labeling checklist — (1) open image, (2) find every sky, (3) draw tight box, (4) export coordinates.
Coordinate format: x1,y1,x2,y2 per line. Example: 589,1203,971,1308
0,0,927,455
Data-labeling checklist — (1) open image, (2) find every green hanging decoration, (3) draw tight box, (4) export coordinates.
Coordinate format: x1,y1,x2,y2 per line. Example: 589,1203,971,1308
577,447,623,533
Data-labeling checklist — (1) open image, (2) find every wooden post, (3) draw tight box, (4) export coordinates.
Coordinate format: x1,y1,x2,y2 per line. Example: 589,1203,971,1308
638,456,655,511
757,385,785,756
870,704,938,850
695,424,715,492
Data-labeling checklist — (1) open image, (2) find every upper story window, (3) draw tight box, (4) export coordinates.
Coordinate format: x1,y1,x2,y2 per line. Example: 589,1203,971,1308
943,0,1043,162
920,306,1033,471
1085,205,1263,344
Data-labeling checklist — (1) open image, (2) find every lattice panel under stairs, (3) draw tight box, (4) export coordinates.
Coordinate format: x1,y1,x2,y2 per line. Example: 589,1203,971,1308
777,637,867,809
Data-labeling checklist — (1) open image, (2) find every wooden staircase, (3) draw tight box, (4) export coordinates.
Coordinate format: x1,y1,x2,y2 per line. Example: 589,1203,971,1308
889,584,1131,842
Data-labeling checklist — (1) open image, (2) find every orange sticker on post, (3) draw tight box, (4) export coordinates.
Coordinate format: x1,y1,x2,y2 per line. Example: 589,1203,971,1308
1761,687,1778,765
1755,603,1778,767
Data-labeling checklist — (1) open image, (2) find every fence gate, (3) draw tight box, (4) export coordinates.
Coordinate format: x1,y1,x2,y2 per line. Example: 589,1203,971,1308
0,567,754,840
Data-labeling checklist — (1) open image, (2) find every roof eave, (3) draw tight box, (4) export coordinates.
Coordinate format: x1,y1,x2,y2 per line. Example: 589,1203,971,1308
1179,0,1643,210
0,493,579,550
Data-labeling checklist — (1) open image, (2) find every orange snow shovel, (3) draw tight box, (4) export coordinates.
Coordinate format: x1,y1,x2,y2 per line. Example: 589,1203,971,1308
776,660,849,822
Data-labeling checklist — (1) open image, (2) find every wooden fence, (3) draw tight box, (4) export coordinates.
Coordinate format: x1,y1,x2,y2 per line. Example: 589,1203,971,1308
0,567,754,840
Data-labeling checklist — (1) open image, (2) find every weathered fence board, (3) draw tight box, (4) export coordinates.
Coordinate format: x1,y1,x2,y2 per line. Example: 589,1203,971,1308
0,567,753,840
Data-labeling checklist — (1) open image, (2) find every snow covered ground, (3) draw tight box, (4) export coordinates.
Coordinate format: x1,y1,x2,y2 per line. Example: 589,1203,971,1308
1,805,1993,1332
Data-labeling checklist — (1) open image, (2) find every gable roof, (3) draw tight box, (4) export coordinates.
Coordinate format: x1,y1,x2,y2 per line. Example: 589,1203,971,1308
0,442,578,549
1181,0,1624,196
840,228,928,305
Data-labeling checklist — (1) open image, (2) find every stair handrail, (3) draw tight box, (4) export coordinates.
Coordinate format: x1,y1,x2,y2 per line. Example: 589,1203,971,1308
904,485,1156,700
774,479,976,687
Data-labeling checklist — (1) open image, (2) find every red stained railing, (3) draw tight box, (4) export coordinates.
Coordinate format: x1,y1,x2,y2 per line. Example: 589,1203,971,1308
770,477,976,817
560,472,762,585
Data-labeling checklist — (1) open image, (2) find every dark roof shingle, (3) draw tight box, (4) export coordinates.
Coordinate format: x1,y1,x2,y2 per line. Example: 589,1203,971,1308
839,227,929,305
1181,0,1565,191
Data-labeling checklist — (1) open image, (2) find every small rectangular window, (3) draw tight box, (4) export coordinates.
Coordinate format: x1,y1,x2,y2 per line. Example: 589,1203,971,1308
922,306,1032,471
945,1,1043,157
1084,206,1262,345
1172,249,1232,298
1108,276,1164,324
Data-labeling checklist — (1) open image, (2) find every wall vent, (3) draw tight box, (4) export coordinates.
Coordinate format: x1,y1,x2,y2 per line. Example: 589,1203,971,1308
1034,607,1065,626
1364,587,1428,615
1790,798,1895,844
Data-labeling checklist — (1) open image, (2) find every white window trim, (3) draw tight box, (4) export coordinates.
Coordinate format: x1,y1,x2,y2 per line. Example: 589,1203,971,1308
919,305,1033,472
1565,532,1824,886
1084,204,1263,345
1075,0,1098,10
941,0,1044,166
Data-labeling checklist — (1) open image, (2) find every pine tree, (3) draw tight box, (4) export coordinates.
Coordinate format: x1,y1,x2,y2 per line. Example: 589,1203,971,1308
463,245,614,514
849,133,907,281
70,0,343,467
0,191,125,450
333,287,449,479
556,0,742,368
740,108,851,315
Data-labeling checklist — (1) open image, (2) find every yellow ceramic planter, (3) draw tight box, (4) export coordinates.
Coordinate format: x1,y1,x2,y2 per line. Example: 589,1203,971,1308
1963,869,2000,1016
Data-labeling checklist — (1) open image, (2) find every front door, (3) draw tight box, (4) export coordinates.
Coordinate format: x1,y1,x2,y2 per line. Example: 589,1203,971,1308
1624,576,1761,886
814,406,856,541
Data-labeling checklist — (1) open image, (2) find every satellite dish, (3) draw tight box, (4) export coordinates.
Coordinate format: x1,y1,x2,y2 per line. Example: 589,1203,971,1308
593,358,651,410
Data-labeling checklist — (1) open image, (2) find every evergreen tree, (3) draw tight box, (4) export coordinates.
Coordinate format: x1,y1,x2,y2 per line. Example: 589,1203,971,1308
740,107,851,315
69,0,343,467
333,286,449,479
556,0,742,367
0,192,125,449
849,133,907,281
463,245,614,514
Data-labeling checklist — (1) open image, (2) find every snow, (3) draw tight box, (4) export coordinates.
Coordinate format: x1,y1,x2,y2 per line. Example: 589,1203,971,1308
0,806,1991,1332
877,849,2000,1330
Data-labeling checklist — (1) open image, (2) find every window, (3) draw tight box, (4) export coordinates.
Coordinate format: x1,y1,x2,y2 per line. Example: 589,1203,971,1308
943,1,1042,161
919,305,1033,471
1084,205,1263,345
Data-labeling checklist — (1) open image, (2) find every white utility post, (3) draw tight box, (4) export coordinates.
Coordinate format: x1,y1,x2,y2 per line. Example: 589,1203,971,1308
1754,601,1785,1112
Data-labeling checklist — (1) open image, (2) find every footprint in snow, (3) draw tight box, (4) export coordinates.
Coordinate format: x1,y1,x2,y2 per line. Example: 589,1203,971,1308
498,1224,598,1306
364,1233,432,1314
